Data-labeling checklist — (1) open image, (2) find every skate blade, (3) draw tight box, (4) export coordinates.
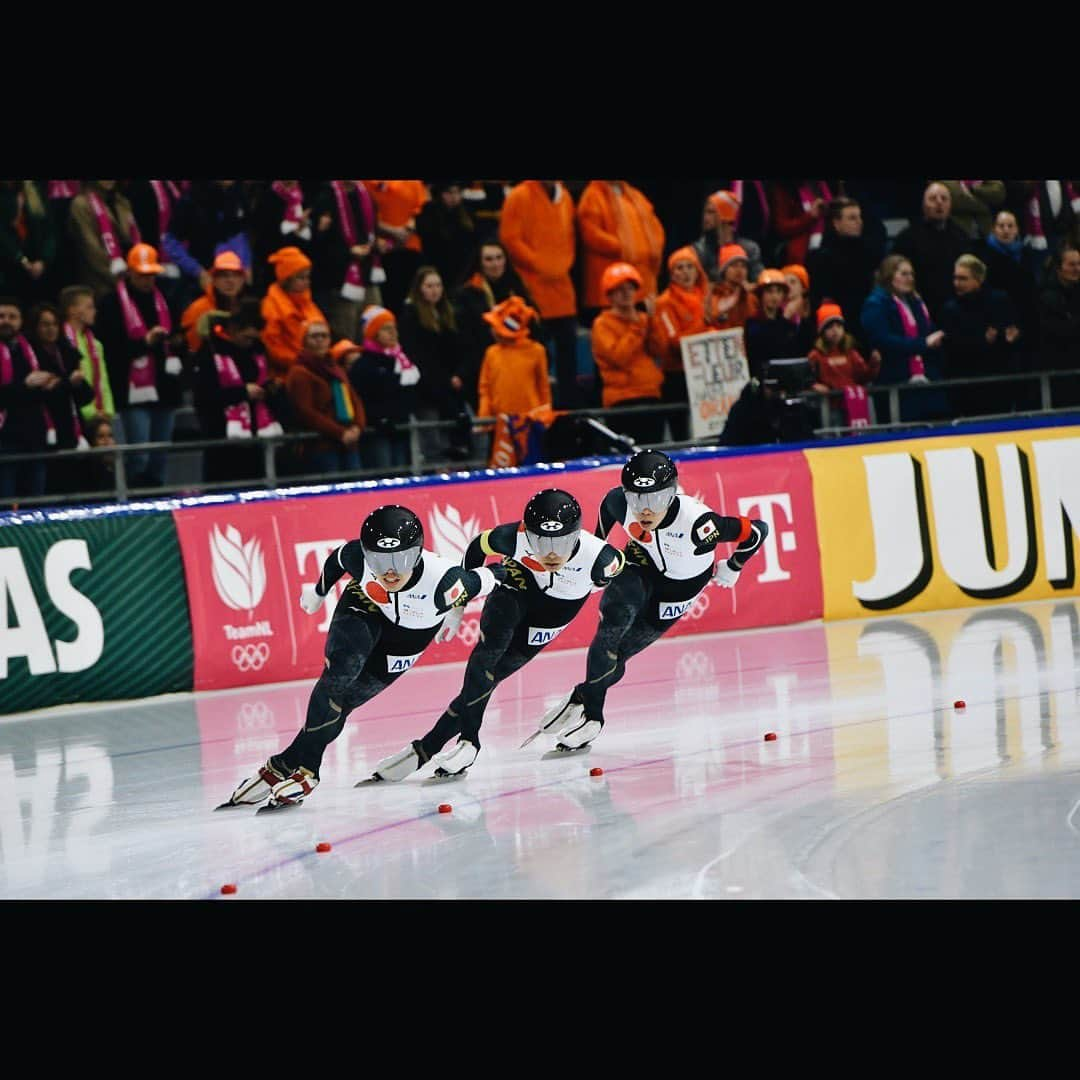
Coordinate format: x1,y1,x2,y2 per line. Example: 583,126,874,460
541,745,592,761
518,729,544,749
421,770,467,786
355,776,386,787
256,800,303,815
214,800,254,811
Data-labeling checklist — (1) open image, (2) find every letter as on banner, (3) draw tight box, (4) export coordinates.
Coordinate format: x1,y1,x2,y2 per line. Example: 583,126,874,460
680,329,749,442
0,549,57,678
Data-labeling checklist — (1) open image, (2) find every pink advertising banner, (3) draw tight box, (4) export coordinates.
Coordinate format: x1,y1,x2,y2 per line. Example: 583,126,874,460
172,451,822,692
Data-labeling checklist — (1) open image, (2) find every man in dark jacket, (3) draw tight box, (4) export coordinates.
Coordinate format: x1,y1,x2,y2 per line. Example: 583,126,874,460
939,255,1020,418
891,182,972,322
1038,244,1080,408
806,198,881,347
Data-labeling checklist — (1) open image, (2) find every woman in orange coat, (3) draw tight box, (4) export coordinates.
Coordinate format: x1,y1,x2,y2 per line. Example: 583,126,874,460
577,180,665,319
647,246,708,441
363,180,429,316
260,246,327,377
591,262,664,446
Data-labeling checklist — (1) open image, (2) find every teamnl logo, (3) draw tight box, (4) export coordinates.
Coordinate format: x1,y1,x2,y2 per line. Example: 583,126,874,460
209,524,273,672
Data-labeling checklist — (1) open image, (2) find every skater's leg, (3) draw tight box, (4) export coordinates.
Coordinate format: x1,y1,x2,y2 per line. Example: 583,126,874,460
418,586,526,758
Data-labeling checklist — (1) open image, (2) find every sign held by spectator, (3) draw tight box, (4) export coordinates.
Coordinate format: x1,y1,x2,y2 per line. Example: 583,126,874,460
680,328,749,440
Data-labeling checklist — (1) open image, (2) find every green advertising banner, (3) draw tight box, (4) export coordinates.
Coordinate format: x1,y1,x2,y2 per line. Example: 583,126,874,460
0,512,193,715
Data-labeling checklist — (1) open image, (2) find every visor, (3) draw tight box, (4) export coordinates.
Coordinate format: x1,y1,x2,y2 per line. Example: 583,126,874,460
624,487,676,515
362,544,422,577
525,528,581,560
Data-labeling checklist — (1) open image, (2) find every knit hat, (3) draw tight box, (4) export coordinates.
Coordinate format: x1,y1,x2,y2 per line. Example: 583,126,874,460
330,338,363,362
212,250,245,274
755,268,789,293
707,190,740,223
268,246,312,284
816,303,845,330
717,244,749,274
600,261,643,297
667,246,705,277
127,243,163,274
362,305,396,341
482,295,538,341
781,264,810,292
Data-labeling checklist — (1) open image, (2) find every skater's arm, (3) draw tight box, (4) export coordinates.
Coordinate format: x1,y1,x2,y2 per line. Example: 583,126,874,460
590,544,626,589
433,564,499,613
692,512,769,567
596,488,626,539
463,522,518,569
314,540,366,596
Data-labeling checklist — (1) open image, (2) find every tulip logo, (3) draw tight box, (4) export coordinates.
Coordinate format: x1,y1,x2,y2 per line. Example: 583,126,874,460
210,524,267,619
428,504,481,563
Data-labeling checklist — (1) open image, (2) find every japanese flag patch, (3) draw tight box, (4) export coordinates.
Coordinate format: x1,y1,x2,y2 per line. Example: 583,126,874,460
443,580,466,607
696,521,718,543
603,554,621,578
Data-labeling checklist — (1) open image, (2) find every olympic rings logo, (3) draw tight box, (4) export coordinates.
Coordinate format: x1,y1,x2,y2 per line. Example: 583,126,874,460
459,618,481,648
232,642,270,671
687,592,710,620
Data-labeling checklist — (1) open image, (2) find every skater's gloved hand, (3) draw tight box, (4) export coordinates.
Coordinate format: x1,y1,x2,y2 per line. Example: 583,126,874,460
712,560,740,589
299,583,325,614
435,605,465,644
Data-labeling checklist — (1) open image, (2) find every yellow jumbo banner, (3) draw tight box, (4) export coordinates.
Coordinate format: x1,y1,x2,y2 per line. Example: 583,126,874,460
806,425,1080,620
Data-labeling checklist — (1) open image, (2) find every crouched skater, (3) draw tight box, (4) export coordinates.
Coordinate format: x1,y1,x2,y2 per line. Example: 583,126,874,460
366,488,625,782
217,504,502,812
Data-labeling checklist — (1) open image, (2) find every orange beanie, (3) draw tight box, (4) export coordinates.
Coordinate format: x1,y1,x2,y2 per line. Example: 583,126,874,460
816,303,845,330
362,305,396,340
667,246,705,278
601,261,643,297
717,244,749,274
707,190,740,223
268,246,312,284
782,264,810,292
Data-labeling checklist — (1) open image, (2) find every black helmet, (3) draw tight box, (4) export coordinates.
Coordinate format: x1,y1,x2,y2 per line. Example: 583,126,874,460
621,450,678,515
523,488,582,559
360,505,424,576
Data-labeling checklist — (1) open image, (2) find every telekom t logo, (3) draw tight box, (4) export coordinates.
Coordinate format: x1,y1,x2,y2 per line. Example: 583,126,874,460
295,540,348,631
736,493,796,583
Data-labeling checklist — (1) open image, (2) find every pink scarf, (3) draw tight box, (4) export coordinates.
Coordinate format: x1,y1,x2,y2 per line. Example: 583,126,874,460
88,189,140,276
0,335,57,444
365,340,419,386
332,181,385,297
48,181,80,199
213,349,283,439
1023,181,1080,251
272,181,311,241
892,294,931,378
842,385,870,428
117,278,172,405
731,180,770,235
64,322,105,412
800,181,833,250
149,181,182,277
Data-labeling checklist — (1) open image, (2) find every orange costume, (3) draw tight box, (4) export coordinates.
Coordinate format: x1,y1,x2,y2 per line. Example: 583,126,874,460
260,247,327,376
498,180,577,319
648,246,709,373
363,180,428,253
477,297,551,418
577,180,665,309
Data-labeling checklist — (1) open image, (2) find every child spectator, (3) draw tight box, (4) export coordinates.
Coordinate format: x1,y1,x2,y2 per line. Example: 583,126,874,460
704,245,760,331
260,246,327,377
60,284,121,441
647,246,708,441
781,264,818,356
807,303,880,427
285,318,366,478
477,295,549,423
348,306,420,472
591,263,664,446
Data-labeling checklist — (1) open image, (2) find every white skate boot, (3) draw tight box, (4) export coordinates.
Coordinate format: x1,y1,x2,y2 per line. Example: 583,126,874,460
430,739,479,778
263,766,319,812
555,717,603,753
519,690,584,748
361,740,428,784
216,758,288,809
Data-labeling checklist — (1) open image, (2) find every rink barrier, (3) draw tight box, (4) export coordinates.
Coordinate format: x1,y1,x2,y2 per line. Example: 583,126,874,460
3,416,1078,712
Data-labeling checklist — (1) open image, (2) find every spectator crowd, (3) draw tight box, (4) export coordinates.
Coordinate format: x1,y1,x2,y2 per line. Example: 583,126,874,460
2,178,1079,501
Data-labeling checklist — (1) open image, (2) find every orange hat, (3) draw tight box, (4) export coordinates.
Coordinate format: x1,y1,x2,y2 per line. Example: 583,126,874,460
600,262,643,297
212,250,245,274
330,338,363,362
781,264,810,292
268,246,312,284
362,305,396,341
127,243,163,274
482,296,538,341
816,303,845,330
755,268,789,293
707,190,740,223
667,246,705,277
717,244,749,274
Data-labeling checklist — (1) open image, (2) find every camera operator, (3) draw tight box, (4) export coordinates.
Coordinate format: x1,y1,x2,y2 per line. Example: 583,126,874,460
717,357,818,446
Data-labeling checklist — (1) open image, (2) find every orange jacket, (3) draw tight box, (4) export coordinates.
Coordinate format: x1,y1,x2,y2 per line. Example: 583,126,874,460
477,338,551,419
577,181,665,309
363,180,428,253
499,181,577,319
260,283,327,376
704,282,759,332
181,287,226,354
591,310,664,407
648,284,709,373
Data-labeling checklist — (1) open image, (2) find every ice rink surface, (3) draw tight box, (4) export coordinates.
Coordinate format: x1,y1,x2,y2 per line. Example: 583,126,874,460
2,596,1079,901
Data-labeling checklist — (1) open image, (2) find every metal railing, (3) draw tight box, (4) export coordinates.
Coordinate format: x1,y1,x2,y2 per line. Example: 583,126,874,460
2,368,1078,510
